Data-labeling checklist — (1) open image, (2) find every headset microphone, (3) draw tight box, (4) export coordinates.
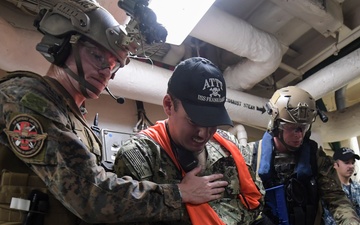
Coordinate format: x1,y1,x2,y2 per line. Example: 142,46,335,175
105,87,125,104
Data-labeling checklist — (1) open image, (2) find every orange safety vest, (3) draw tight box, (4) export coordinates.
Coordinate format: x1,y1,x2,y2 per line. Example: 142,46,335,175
140,120,262,225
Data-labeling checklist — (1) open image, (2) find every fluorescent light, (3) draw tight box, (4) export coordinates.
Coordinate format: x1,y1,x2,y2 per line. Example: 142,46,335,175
149,0,215,45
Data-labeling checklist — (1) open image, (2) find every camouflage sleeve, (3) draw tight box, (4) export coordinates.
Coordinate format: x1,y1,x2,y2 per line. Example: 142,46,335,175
216,129,254,165
30,125,182,223
113,137,155,181
0,76,184,223
317,147,360,225
221,129,262,186
215,130,266,197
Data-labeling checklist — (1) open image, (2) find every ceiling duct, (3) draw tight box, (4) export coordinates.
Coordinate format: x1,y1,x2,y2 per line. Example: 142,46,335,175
191,6,283,91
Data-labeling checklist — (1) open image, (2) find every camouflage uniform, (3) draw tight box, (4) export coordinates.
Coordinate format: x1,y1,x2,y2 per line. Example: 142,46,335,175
114,128,265,225
0,72,184,225
246,132,360,225
322,179,360,225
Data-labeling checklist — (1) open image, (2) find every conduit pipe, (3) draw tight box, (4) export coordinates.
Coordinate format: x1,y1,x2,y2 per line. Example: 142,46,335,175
190,6,283,91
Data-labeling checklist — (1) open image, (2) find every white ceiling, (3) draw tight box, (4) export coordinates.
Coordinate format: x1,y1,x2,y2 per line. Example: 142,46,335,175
1,0,360,143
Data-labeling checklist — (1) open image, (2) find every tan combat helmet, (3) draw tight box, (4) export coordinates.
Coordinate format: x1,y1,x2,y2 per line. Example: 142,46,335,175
266,86,318,131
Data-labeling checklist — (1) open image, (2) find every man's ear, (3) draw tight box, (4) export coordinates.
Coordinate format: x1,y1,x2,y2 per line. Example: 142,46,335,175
333,161,339,169
163,94,172,116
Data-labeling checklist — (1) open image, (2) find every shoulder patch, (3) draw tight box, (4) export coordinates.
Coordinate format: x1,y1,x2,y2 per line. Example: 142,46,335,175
122,148,153,179
4,114,47,158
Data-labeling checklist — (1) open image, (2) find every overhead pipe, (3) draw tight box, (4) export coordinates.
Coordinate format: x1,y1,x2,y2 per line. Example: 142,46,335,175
108,59,270,129
296,48,360,100
279,28,360,87
1,16,359,142
228,124,248,146
109,48,360,142
335,87,347,111
1,3,360,142
279,62,303,77
0,1,283,92
190,6,283,91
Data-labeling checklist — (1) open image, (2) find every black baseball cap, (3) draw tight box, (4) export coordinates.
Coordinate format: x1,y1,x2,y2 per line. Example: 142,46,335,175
333,147,360,161
168,57,233,127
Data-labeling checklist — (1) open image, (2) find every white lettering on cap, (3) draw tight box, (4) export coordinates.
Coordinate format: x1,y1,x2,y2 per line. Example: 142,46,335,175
198,78,224,103
202,78,223,90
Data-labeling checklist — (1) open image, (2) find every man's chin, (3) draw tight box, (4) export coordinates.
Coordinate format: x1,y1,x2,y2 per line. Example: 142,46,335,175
291,141,302,147
287,144,301,152
87,90,101,99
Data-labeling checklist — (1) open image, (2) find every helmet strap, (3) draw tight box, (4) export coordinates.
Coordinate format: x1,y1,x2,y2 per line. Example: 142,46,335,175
278,130,301,152
64,36,102,98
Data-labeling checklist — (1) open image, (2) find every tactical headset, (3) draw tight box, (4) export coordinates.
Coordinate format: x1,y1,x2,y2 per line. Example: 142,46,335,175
34,1,131,68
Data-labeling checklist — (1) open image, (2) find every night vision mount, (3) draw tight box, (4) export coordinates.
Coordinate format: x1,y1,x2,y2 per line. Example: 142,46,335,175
118,0,167,45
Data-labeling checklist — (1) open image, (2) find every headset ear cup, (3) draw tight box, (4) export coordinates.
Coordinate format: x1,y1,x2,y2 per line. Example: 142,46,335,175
272,128,279,137
36,35,72,66
54,39,72,66
270,120,279,137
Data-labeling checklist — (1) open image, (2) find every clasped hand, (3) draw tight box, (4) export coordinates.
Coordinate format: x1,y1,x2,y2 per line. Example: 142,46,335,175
177,166,228,204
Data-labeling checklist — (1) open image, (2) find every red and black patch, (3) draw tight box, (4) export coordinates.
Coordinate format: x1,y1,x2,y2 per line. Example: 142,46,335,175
5,114,47,158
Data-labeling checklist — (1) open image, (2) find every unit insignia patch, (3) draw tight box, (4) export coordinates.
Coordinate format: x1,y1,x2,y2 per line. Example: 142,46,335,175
4,114,47,158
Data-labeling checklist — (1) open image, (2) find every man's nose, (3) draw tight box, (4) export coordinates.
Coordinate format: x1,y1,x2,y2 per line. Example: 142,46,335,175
197,126,215,137
98,68,112,80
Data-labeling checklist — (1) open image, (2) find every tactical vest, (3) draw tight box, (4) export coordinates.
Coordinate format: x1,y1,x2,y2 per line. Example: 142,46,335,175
0,71,102,225
0,150,81,224
253,137,320,225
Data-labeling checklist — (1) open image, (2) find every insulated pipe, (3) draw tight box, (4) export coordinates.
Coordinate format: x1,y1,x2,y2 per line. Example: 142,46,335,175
110,50,360,142
109,60,170,106
0,12,358,142
228,124,248,146
1,6,360,143
190,6,283,91
297,48,360,100
109,60,270,129
335,87,347,111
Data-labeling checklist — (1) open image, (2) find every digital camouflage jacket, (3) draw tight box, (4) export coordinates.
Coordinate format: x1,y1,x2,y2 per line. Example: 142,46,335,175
114,127,265,225
0,71,184,225
323,179,360,225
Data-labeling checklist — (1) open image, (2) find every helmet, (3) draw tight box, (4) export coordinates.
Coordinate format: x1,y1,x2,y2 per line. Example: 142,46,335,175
266,86,317,131
35,0,131,67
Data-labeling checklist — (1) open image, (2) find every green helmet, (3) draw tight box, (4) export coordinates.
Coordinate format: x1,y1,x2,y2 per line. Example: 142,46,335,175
267,86,317,131
35,0,131,67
